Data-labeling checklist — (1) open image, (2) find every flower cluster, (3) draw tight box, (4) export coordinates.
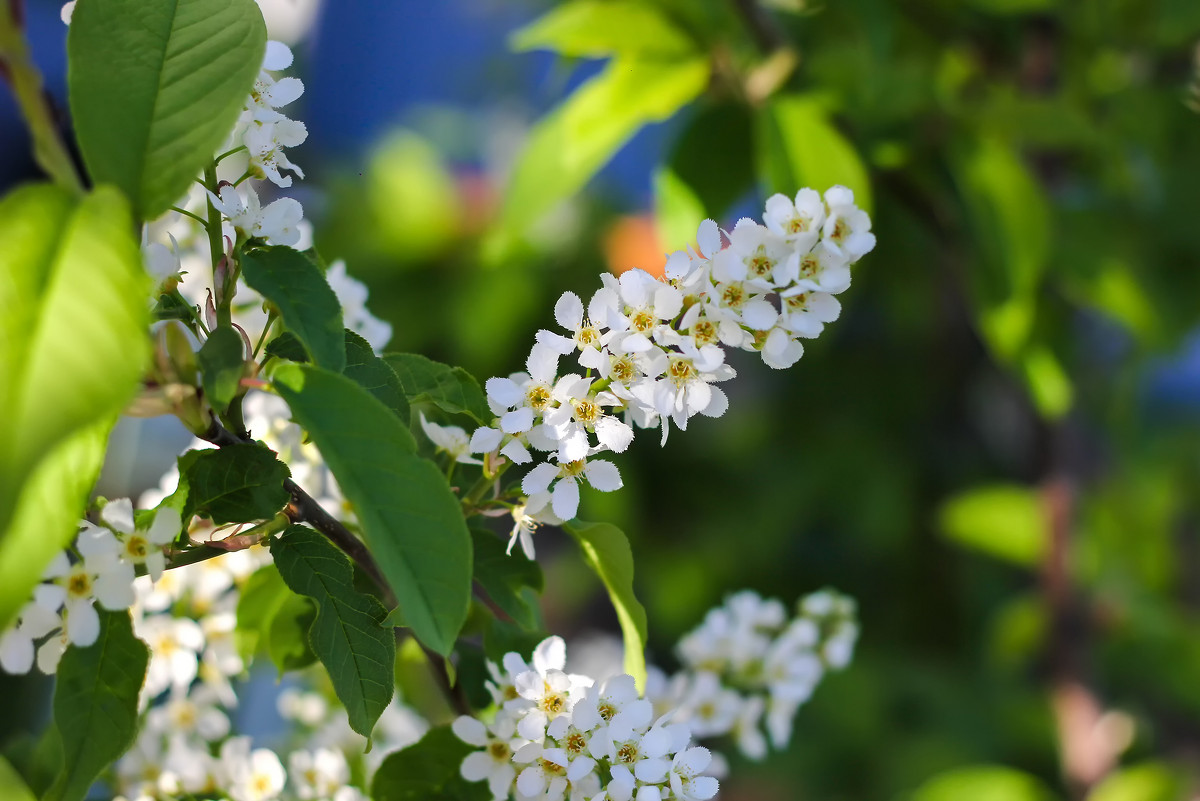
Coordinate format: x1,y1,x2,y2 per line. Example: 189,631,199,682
645,589,858,760
0,501,180,675
466,188,874,539
455,637,719,801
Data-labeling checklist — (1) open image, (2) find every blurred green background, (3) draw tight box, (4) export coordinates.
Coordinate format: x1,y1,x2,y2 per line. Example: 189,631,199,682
305,0,1200,798
7,0,1200,797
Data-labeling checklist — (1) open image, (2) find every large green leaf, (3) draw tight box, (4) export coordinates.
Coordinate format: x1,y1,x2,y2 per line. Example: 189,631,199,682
271,363,472,655
67,0,265,221
46,611,149,801
562,521,648,688
471,527,544,631
938,484,1046,567
0,420,110,633
653,167,707,253
756,93,873,214
372,726,488,801
511,0,696,58
273,526,396,738
0,183,148,626
383,353,488,424
0,757,35,801
345,330,410,424
1087,763,1186,801
493,55,709,244
177,444,290,525
241,247,346,373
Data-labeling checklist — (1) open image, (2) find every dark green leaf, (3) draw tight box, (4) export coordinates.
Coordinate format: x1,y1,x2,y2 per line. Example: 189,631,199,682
345,331,409,423
382,353,488,424
562,521,647,687
271,363,471,656
197,325,245,411
510,0,696,58
47,611,149,801
669,101,755,220
241,247,346,373
67,0,266,220
371,726,489,801
273,526,396,738
482,615,549,666
0,183,147,631
756,93,873,214
471,527,544,630
178,444,290,524
264,331,310,364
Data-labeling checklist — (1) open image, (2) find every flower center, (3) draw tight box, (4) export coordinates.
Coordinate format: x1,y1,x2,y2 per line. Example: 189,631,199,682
799,253,819,279
616,742,640,764
630,309,656,333
575,324,601,349
598,701,616,722
539,757,567,777
488,741,512,761
668,357,695,386
785,292,809,312
746,246,774,278
691,319,718,346
566,732,588,755
720,282,746,309
124,534,149,561
560,460,587,478
786,215,810,234
610,356,637,382
66,570,92,600
527,384,552,411
573,399,600,424
831,217,850,244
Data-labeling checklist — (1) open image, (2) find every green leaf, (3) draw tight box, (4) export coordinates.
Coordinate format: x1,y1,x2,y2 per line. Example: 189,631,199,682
1087,763,1186,801
653,167,707,253
271,363,472,656
371,726,489,801
383,353,487,424
951,137,1051,362
241,247,346,373
938,485,1046,567
910,766,1057,801
1020,345,1074,420
0,756,36,801
511,0,696,58
46,611,149,801
0,419,110,634
562,521,648,688
272,526,397,738
756,93,873,214
0,183,148,629
265,331,310,364
236,562,317,674
492,56,709,244
669,101,755,220
345,330,410,423
268,591,318,674
471,528,544,630
67,0,266,220
178,444,290,525
197,326,246,411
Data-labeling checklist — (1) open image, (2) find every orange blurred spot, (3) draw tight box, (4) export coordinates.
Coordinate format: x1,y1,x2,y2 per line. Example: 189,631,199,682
603,214,666,278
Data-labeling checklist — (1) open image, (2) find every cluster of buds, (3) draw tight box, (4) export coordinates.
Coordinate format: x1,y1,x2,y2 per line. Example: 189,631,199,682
465,187,875,542
455,637,718,801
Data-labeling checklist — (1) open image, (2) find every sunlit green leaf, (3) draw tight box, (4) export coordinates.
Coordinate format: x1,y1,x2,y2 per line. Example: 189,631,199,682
511,0,696,58
384,353,487,424
236,563,294,662
371,726,488,801
939,485,1045,567
1020,345,1073,420
1087,762,1186,801
562,521,648,688
492,56,709,247
178,444,290,525
0,755,37,801
241,247,346,373
67,0,265,220
757,93,873,214
0,183,147,630
654,167,707,253
271,363,471,655
911,765,1057,801
46,611,149,801
273,526,396,738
